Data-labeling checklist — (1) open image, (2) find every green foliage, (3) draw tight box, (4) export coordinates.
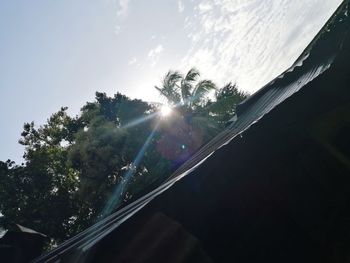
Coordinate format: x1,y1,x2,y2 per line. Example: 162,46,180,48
209,82,249,124
155,69,248,144
0,70,247,248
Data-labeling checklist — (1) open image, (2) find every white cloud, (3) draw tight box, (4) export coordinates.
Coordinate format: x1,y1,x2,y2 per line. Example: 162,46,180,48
114,25,122,35
117,0,130,18
114,0,130,35
198,2,212,13
180,0,342,93
148,44,164,67
148,44,163,57
128,57,137,66
178,1,185,13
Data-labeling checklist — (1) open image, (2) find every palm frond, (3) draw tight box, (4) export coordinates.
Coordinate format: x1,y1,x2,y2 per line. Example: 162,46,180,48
180,82,192,104
192,80,217,106
163,70,183,88
153,70,184,105
154,85,181,105
179,68,199,104
184,68,200,83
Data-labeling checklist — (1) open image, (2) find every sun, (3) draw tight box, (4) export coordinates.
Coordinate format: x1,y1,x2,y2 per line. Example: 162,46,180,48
160,105,172,117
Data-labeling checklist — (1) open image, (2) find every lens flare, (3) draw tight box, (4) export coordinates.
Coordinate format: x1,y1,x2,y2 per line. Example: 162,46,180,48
160,105,172,117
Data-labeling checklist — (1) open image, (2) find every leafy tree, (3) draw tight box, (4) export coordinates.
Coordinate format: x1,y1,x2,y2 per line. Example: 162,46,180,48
0,96,168,244
0,108,82,242
155,68,217,110
209,82,248,124
68,92,171,218
0,70,247,248
155,68,247,122
155,68,248,161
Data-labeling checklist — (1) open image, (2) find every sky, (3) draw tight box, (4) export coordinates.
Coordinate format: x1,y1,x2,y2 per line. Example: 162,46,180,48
0,0,343,162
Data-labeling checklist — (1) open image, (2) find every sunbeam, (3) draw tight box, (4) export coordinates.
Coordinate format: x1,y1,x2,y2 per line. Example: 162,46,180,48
102,122,160,217
119,104,175,130
120,112,158,129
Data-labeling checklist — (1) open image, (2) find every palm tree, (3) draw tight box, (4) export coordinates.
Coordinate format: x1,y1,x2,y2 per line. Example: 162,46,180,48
155,68,248,124
154,68,217,111
155,68,248,161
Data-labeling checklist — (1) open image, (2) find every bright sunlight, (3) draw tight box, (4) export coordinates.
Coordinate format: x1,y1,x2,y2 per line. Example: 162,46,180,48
160,105,172,117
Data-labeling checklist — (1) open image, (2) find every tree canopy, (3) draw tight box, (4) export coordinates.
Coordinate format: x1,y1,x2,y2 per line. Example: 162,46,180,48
155,68,248,159
0,69,248,248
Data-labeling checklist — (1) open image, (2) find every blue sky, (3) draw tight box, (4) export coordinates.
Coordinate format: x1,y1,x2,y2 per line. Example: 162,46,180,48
0,0,343,162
